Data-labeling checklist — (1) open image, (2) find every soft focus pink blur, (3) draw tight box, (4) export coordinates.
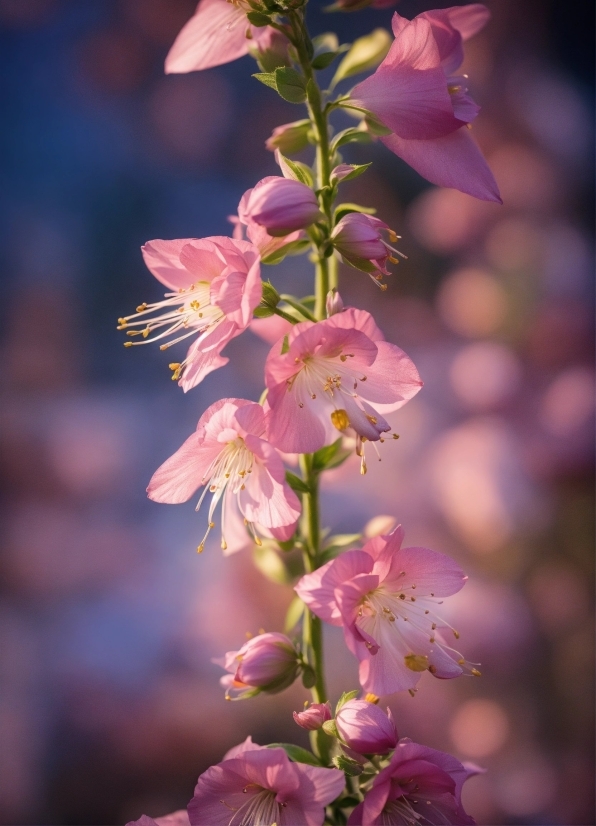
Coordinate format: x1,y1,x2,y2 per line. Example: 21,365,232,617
0,1,593,825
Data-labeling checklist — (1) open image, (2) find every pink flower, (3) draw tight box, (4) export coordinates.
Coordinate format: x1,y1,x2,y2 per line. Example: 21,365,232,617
335,699,398,754
217,632,301,699
293,702,332,731
264,308,422,457
348,6,501,202
348,738,481,825
147,398,301,553
165,0,275,74
238,176,323,237
126,813,189,826
266,119,312,155
331,213,406,283
295,526,478,696
119,237,262,392
188,737,345,826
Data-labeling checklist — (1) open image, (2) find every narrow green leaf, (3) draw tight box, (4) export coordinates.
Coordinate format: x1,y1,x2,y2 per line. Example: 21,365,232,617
284,596,305,632
312,51,339,70
330,127,373,152
267,743,322,766
276,151,314,186
275,67,307,103
331,28,392,87
312,438,343,473
252,71,278,90
335,689,359,714
285,471,311,494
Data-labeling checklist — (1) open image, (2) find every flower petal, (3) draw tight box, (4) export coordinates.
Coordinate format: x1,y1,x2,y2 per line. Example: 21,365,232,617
141,239,196,291
147,431,220,504
295,550,374,625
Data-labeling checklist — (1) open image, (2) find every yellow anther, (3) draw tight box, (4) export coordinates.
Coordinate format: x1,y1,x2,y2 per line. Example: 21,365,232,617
471,668,482,677
255,536,262,546
453,630,460,639
197,543,204,553
380,283,388,291
142,328,150,338
364,693,379,704
330,409,350,431
221,539,228,551
388,230,399,243
169,363,181,371
366,414,377,425
393,433,400,440
388,256,400,264
404,654,430,672
118,317,127,326
136,303,147,312
124,342,133,348
457,658,465,665
209,521,215,529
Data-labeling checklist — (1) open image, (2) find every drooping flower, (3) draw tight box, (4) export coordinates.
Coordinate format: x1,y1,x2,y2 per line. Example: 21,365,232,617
127,813,189,826
331,213,406,284
187,737,345,826
217,632,301,699
118,237,262,392
295,525,478,696
346,6,501,202
165,0,276,74
264,307,422,458
293,702,333,731
348,738,482,825
238,175,323,237
335,698,398,754
147,399,301,553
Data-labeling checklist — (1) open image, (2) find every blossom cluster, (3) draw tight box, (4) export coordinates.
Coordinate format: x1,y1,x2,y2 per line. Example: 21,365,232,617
121,0,498,823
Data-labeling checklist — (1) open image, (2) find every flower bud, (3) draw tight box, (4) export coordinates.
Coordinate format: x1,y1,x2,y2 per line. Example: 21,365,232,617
249,28,291,73
240,177,323,237
331,212,405,284
293,702,332,731
326,289,344,317
335,699,398,754
266,120,312,155
218,632,300,698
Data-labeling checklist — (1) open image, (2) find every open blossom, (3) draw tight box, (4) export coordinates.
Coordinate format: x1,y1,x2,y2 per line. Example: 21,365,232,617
238,175,323,237
188,737,345,826
126,814,189,826
265,307,422,457
293,702,332,731
217,632,301,699
118,237,261,392
348,6,501,202
331,213,406,283
147,399,301,553
348,739,481,825
296,525,478,696
165,0,276,74
335,699,398,755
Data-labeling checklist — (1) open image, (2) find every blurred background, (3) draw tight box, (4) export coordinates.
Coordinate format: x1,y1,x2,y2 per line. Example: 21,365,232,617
0,0,593,823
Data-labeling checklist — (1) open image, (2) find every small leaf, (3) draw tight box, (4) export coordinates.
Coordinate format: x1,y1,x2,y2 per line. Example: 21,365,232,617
253,305,275,318
285,471,311,494
312,51,339,70
252,71,278,90
331,162,372,184
253,544,291,585
333,754,364,776
331,28,392,87
275,67,307,103
280,334,290,355
334,202,377,224
276,151,314,187
322,719,339,737
330,127,373,152
312,32,339,55
301,665,316,688
246,10,270,26
261,238,310,265
284,596,305,632
267,743,322,766
312,438,342,473
335,689,359,714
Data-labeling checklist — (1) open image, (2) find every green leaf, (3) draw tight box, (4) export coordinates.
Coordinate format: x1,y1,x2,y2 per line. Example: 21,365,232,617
253,305,275,318
276,151,314,187
322,719,339,737
331,162,372,184
280,334,290,355
261,238,310,265
365,113,393,137
252,71,278,90
332,754,364,776
275,67,307,103
312,32,339,54
312,50,339,70
267,743,322,766
330,127,373,152
331,28,392,87
335,690,359,714
261,280,281,307
253,544,291,585
284,596,305,632
285,471,311,494
334,202,377,224
246,10,270,26
312,438,347,473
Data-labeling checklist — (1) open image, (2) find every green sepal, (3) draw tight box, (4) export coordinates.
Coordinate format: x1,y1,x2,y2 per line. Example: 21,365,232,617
252,71,278,90
331,162,371,184
322,719,339,737
334,202,377,224
335,689,359,714
285,471,311,494
330,127,373,152
253,305,275,318
333,754,364,776
267,743,322,766
284,596,305,632
277,151,314,187
246,10,271,26
275,67,307,103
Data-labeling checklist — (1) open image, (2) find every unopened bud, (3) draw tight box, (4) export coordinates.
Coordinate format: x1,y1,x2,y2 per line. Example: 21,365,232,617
326,289,344,317
266,120,312,155
293,702,332,731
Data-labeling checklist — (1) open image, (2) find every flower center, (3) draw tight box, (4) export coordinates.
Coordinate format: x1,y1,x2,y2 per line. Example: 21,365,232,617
118,281,225,379
220,785,284,826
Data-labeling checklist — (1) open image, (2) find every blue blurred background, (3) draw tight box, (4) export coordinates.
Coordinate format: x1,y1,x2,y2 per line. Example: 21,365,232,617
0,1,593,824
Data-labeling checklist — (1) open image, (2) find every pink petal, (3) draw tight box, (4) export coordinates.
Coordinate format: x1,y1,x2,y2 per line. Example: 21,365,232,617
265,381,335,454
295,763,346,807
358,341,423,409
141,239,196,291
178,319,236,392
223,735,260,759
179,239,229,282
233,402,266,438
238,446,301,530
445,4,491,41
383,545,467,597
147,432,221,504
381,126,502,203
250,315,294,345
295,551,374,625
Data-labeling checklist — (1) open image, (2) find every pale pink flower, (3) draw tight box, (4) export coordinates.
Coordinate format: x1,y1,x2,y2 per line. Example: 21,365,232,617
238,176,323,237
119,237,262,392
295,526,478,696
147,398,301,553
335,699,398,754
216,632,301,699
165,0,275,74
264,308,422,457
331,213,406,283
293,702,332,731
188,737,345,826
126,813,189,826
348,738,482,825
348,6,501,202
